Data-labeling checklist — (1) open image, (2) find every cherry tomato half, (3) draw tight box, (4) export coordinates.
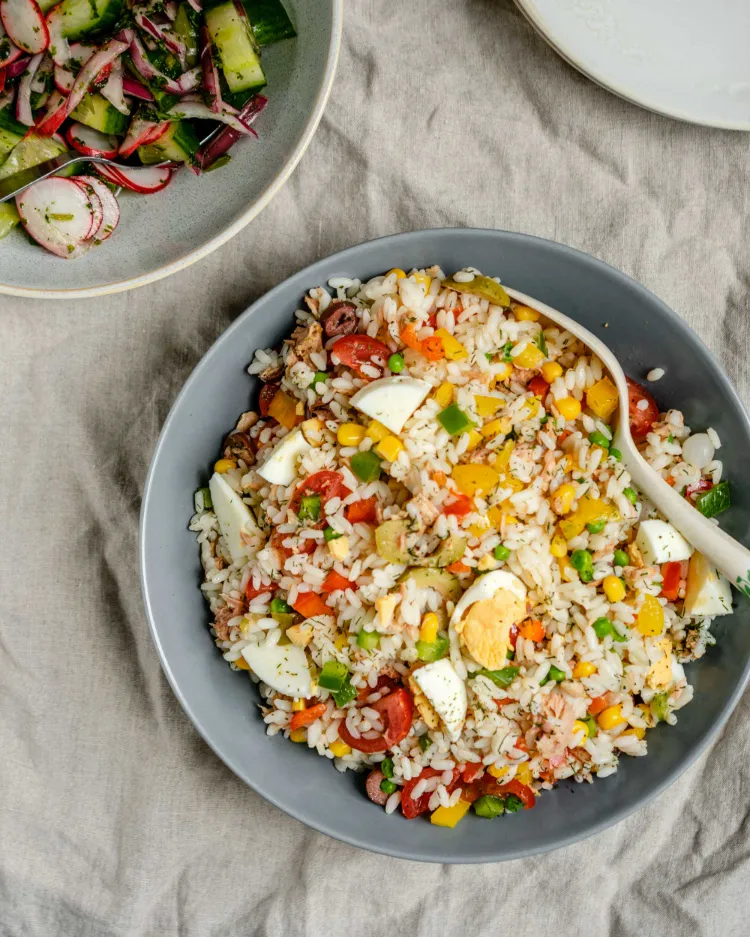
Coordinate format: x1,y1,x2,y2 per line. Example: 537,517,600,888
626,377,660,440
401,767,461,819
289,470,351,518
245,580,279,602
331,335,391,380
338,687,414,754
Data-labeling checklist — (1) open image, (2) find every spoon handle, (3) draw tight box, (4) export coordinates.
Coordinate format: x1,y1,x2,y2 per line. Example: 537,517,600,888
619,440,750,597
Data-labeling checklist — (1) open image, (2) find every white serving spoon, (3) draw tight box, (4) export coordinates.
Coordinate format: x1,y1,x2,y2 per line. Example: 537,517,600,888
505,286,750,598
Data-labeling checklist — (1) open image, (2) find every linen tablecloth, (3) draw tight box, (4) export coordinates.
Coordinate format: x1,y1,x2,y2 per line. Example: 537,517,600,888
2,1,750,934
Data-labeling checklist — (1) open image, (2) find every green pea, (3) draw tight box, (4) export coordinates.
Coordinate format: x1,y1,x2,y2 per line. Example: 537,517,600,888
309,371,328,391
493,544,511,562
592,616,613,639
609,448,622,461
380,778,397,795
388,353,405,373
381,757,394,779
586,518,607,534
623,487,638,504
613,549,629,568
589,431,610,449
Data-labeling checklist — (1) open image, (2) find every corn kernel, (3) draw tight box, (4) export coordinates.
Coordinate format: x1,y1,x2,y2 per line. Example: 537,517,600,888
488,764,509,779
214,458,237,473
492,362,513,383
334,634,348,650
515,762,533,786
435,328,468,361
328,535,349,560
635,593,665,636
430,800,471,828
433,381,454,408
573,660,597,679
541,361,563,383
465,429,483,452
603,575,626,603
572,720,590,742
234,656,251,671
365,420,390,443
550,532,568,557
375,435,405,461
292,699,306,712
329,739,352,758
411,272,432,291
486,505,504,530
387,268,406,281
552,483,577,515
475,395,504,418
513,304,540,322
337,422,366,447
621,726,646,740
598,704,626,731
420,612,440,643
556,396,582,421
513,342,545,370
481,416,512,439
290,728,307,743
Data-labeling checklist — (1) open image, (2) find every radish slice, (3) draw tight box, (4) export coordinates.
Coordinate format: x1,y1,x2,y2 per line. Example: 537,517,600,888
5,51,27,75
53,62,73,92
66,121,118,158
100,57,127,114
0,21,22,67
126,33,182,95
74,174,118,240
15,50,41,125
134,11,185,67
95,162,172,194
122,74,152,100
170,99,252,135
71,176,103,238
118,114,168,158
164,0,177,19
0,0,48,54
34,86,66,134
65,37,128,114
45,4,69,66
0,71,5,93
186,0,201,11
16,176,94,258
176,64,199,93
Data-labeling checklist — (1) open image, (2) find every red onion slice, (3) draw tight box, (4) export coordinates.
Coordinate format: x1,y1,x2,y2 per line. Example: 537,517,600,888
5,51,29,76
199,93,266,170
15,50,42,125
100,57,128,114
34,86,66,135
122,75,153,101
65,37,128,114
199,24,222,113
118,113,168,158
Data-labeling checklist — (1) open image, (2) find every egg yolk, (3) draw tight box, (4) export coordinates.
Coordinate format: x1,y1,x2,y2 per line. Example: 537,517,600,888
456,589,526,669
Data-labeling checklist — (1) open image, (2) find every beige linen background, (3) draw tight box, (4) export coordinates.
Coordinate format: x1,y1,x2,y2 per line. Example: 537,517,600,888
2,1,750,934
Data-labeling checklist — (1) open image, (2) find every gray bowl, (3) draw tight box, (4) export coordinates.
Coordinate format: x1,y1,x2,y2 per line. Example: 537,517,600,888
0,0,342,299
140,228,750,863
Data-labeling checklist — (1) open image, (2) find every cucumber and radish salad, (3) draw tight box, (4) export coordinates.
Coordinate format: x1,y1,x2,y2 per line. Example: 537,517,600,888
0,0,294,258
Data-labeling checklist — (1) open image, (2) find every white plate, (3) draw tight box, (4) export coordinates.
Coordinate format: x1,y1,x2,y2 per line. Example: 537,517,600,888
515,0,750,129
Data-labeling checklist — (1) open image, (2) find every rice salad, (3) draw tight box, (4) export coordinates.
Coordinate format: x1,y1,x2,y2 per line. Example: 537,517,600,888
190,266,734,828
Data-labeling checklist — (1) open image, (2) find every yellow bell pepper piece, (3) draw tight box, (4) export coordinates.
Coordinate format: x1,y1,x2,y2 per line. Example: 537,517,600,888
375,435,405,461
513,304,540,322
513,342,545,370
214,458,237,474
334,633,348,650
434,328,468,361
586,376,619,421
268,389,301,430
498,474,524,494
234,656,251,670
464,429,483,452
469,518,491,538
558,554,574,580
559,497,615,539
481,416,512,439
621,726,646,740
635,593,665,636
452,464,500,496
552,483,577,516
488,764,509,779
292,699,306,712
430,800,471,828
541,361,563,383
329,739,352,757
524,398,540,419
420,613,440,643
492,439,515,472
475,395,504,418
366,420,390,443
433,381,454,408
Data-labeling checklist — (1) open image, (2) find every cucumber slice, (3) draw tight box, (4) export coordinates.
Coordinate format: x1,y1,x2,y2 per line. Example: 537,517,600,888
241,0,295,46
0,105,26,164
56,0,124,40
205,1,266,95
0,131,68,180
0,200,19,238
173,2,199,68
70,92,129,135
138,120,200,165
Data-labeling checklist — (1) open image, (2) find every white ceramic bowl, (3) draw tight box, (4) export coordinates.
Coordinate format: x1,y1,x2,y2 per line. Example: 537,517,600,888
0,0,342,299
515,0,750,129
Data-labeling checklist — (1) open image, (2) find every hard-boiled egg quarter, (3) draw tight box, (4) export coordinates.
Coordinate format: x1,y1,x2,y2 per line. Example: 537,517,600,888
449,569,527,670
241,643,313,698
350,376,432,434
209,472,259,565
257,427,312,486
411,659,467,741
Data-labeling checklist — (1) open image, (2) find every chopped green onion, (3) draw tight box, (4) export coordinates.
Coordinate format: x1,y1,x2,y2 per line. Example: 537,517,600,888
333,677,357,708
324,526,342,542
309,371,328,391
589,431,610,449
416,635,449,662
586,518,607,534
381,757,394,779
380,778,397,795
437,403,475,436
48,212,74,221
493,544,511,562
357,629,380,650
298,494,321,521
609,447,622,461
485,352,494,362
503,794,524,813
270,597,293,615
570,549,594,582
535,329,548,357
613,549,629,568
194,486,212,511
318,660,349,691
695,480,730,518
473,795,505,819
475,666,519,689
387,353,405,373
351,450,382,482
419,735,431,752
623,487,638,505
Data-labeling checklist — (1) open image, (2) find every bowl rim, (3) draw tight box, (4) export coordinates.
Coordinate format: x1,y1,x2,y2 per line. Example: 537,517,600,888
0,0,344,301
140,227,750,862
513,0,750,131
